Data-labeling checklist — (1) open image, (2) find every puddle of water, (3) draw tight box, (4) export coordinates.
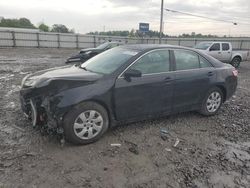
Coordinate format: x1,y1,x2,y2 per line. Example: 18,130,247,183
206,140,250,187
225,141,250,165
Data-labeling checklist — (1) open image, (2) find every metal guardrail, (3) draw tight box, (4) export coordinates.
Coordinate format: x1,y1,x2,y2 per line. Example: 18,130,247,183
0,30,249,50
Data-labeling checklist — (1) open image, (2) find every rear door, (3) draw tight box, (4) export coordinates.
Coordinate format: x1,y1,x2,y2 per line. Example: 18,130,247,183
220,43,231,62
114,49,174,120
172,49,216,112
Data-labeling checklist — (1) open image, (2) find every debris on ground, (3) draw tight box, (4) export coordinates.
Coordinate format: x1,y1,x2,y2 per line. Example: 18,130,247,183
160,128,169,141
128,147,139,155
110,143,121,147
165,148,172,152
173,138,180,147
125,140,139,155
160,129,169,134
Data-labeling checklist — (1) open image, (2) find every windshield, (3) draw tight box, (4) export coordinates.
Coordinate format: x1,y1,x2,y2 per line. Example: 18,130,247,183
81,47,138,74
96,42,110,50
194,42,212,50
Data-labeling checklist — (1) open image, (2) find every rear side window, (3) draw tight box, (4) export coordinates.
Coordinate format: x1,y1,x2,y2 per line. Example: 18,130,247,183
130,50,170,74
200,56,212,68
174,50,200,70
222,43,230,51
210,43,220,51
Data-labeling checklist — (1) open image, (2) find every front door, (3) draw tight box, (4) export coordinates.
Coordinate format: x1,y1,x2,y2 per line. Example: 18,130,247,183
208,43,222,60
114,49,174,120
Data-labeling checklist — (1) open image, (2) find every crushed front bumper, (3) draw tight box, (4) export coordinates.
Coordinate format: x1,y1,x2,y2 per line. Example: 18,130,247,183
20,90,61,134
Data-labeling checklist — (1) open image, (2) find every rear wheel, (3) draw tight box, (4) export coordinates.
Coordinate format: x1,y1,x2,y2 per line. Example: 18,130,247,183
63,102,109,144
199,87,223,116
230,57,241,68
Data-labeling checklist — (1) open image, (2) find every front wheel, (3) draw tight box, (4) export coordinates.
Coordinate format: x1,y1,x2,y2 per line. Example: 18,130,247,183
63,102,109,145
230,57,241,68
199,87,223,116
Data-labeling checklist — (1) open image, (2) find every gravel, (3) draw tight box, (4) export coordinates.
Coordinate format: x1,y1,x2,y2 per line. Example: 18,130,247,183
0,48,249,188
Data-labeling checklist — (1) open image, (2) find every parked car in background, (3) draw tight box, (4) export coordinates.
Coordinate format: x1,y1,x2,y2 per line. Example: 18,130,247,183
20,44,237,144
65,41,123,64
194,42,250,68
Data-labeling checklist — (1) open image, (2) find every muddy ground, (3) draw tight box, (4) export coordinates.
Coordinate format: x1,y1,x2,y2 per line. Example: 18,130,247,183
0,48,249,188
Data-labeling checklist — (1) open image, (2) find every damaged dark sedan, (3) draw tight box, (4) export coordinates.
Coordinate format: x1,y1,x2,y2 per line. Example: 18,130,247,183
20,45,237,144
65,41,122,64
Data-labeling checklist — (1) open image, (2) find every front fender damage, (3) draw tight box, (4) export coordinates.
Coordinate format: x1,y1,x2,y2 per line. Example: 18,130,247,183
20,79,93,143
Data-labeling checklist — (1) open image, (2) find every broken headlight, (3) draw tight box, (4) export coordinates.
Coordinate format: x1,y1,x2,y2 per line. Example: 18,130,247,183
21,74,31,88
23,79,36,87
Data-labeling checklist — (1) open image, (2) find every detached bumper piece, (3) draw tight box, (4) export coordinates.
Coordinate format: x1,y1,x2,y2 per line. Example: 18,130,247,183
30,99,37,127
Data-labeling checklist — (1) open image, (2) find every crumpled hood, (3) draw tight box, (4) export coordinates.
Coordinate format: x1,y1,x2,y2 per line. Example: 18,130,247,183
23,65,102,88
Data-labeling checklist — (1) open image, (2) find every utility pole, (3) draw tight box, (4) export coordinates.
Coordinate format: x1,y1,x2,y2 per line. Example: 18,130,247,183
159,0,164,44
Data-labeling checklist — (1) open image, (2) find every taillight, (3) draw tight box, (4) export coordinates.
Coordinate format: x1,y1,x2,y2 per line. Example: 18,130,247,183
232,69,238,77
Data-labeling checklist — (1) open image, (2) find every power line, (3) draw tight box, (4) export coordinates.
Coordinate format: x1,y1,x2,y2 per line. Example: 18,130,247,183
165,8,250,26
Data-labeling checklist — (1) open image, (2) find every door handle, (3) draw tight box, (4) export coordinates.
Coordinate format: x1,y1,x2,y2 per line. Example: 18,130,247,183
228,51,230,53
164,77,172,82
218,52,221,54
207,71,214,76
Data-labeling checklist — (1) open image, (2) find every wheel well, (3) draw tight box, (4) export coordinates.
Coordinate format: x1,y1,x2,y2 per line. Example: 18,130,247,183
73,100,112,126
216,85,227,102
233,55,242,61
90,100,111,118
62,100,113,126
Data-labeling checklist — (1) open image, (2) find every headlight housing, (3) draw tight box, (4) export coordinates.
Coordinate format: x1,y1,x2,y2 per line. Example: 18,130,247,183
23,79,36,87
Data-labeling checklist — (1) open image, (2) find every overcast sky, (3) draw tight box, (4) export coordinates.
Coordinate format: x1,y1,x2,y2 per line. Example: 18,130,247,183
0,0,249,36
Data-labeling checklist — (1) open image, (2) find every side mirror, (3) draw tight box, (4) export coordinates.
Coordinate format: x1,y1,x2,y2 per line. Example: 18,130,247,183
124,69,142,81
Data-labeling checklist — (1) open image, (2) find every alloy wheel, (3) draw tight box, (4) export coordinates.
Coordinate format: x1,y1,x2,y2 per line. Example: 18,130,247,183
206,91,222,113
73,110,103,140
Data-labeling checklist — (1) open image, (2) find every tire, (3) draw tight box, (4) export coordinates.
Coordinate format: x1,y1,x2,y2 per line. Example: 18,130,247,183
199,87,223,116
230,57,241,68
63,102,109,145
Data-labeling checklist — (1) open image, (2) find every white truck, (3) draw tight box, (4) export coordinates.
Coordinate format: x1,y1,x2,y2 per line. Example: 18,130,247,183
194,42,250,68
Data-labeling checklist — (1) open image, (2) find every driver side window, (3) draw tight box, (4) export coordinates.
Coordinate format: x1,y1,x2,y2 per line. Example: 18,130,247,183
209,43,220,51
130,50,170,74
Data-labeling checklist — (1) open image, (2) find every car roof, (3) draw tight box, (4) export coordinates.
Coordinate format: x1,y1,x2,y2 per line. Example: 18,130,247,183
198,41,230,43
120,44,225,68
121,44,195,52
